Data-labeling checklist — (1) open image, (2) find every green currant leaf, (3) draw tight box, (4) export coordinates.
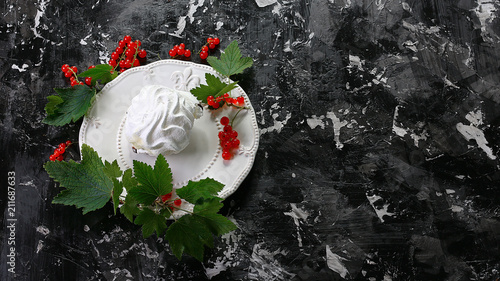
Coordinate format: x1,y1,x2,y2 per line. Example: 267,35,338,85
111,178,123,215
77,64,118,84
176,178,224,205
44,144,113,214
190,73,238,103
165,214,214,261
134,208,169,238
193,199,237,236
43,85,96,126
44,95,63,115
122,168,137,192
206,40,253,77
120,194,141,223
128,154,173,205
104,160,122,178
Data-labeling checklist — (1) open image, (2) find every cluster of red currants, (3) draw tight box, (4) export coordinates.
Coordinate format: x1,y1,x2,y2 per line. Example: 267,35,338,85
168,43,192,59
61,64,93,87
161,192,182,211
168,37,221,61
49,140,72,161
218,117,240,160
108,35,147,72
200,37,220,59
207,93,245,109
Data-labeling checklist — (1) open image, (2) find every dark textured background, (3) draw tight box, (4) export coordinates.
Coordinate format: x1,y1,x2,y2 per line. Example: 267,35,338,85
1,0,500,280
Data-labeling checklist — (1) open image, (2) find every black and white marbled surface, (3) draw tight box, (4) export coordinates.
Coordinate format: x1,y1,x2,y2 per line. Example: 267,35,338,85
1,0,500,280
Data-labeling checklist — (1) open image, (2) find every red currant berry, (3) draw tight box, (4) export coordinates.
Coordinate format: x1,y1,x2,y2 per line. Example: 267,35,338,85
184,49,191,57
125,49,135,58
212,102,220,109
179,43,185,49
231,139,240,148
58,143,66,149
70,80,78,87
85,77,92,85
61,64,69,72
132,59,140,67
134,40,141,46
123,35,132,43
118,40,126,48
224,125,232,133
119,60,126,68
169,49,176,57
218,131,227,140
49,154,56,161
65,140,72,146
71,66,77,73
109,59,117,67
56,155,64,161
222,149,232,160
208,42,216,49
64,70,73,78
161,192,172,202
207,37,213,43
88,65,96,69
214,37,220,45
230,130,238,138
174,199,182,206
111,52,119,60
70,76,76,82
177,48,185,56
201,45,209,52
200,50,208,60
236,96,245,105
115,47,124,54
127,42,137,50
220,116,230,126
138,49,147,58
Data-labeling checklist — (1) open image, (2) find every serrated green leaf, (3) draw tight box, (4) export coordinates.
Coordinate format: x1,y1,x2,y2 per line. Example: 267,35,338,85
128,155,173,205
206,40,253,77
190,73,238,103
120,194,140,222
134,208,168,238
77,64,117,84
176,178,224,205
43,85,96,126
165,214,214,261
44,95,63,115
44,144,113,214
104,160,122,178
111,178,123,215
122,168,137,192
193,199,237,236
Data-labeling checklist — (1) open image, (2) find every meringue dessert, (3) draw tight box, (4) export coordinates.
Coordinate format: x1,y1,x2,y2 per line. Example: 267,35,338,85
124,85,202,156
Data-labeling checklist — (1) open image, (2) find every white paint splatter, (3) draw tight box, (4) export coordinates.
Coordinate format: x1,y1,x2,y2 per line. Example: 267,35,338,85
348,54,364,72
366,194,395,223
248,243,295,281
306,115,325,129
283,203,309,247
456,110,496,160
215,21,224,31
326,245,349,278
472,0,498,41
36,240,44,254
392,105,407,137
451,205,464,212
36,225,50,235
255,0,277,8
326,111,348,149
259,109,292,135
12,64,29,72
32,0,50,39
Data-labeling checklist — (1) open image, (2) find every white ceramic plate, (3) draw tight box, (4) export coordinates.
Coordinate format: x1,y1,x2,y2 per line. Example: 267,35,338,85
79,60,259,200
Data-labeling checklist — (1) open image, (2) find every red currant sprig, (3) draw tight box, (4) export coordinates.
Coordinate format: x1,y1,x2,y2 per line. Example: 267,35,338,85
49,140,72,161
169,43,192,59
218,118,240,160
160,192,183,212
206,93,245,109
61,64,84,87
108,35,147,73
199,37,220,60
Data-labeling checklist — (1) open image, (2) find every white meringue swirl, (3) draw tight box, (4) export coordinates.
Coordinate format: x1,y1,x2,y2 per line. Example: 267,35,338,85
124,85,202,156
